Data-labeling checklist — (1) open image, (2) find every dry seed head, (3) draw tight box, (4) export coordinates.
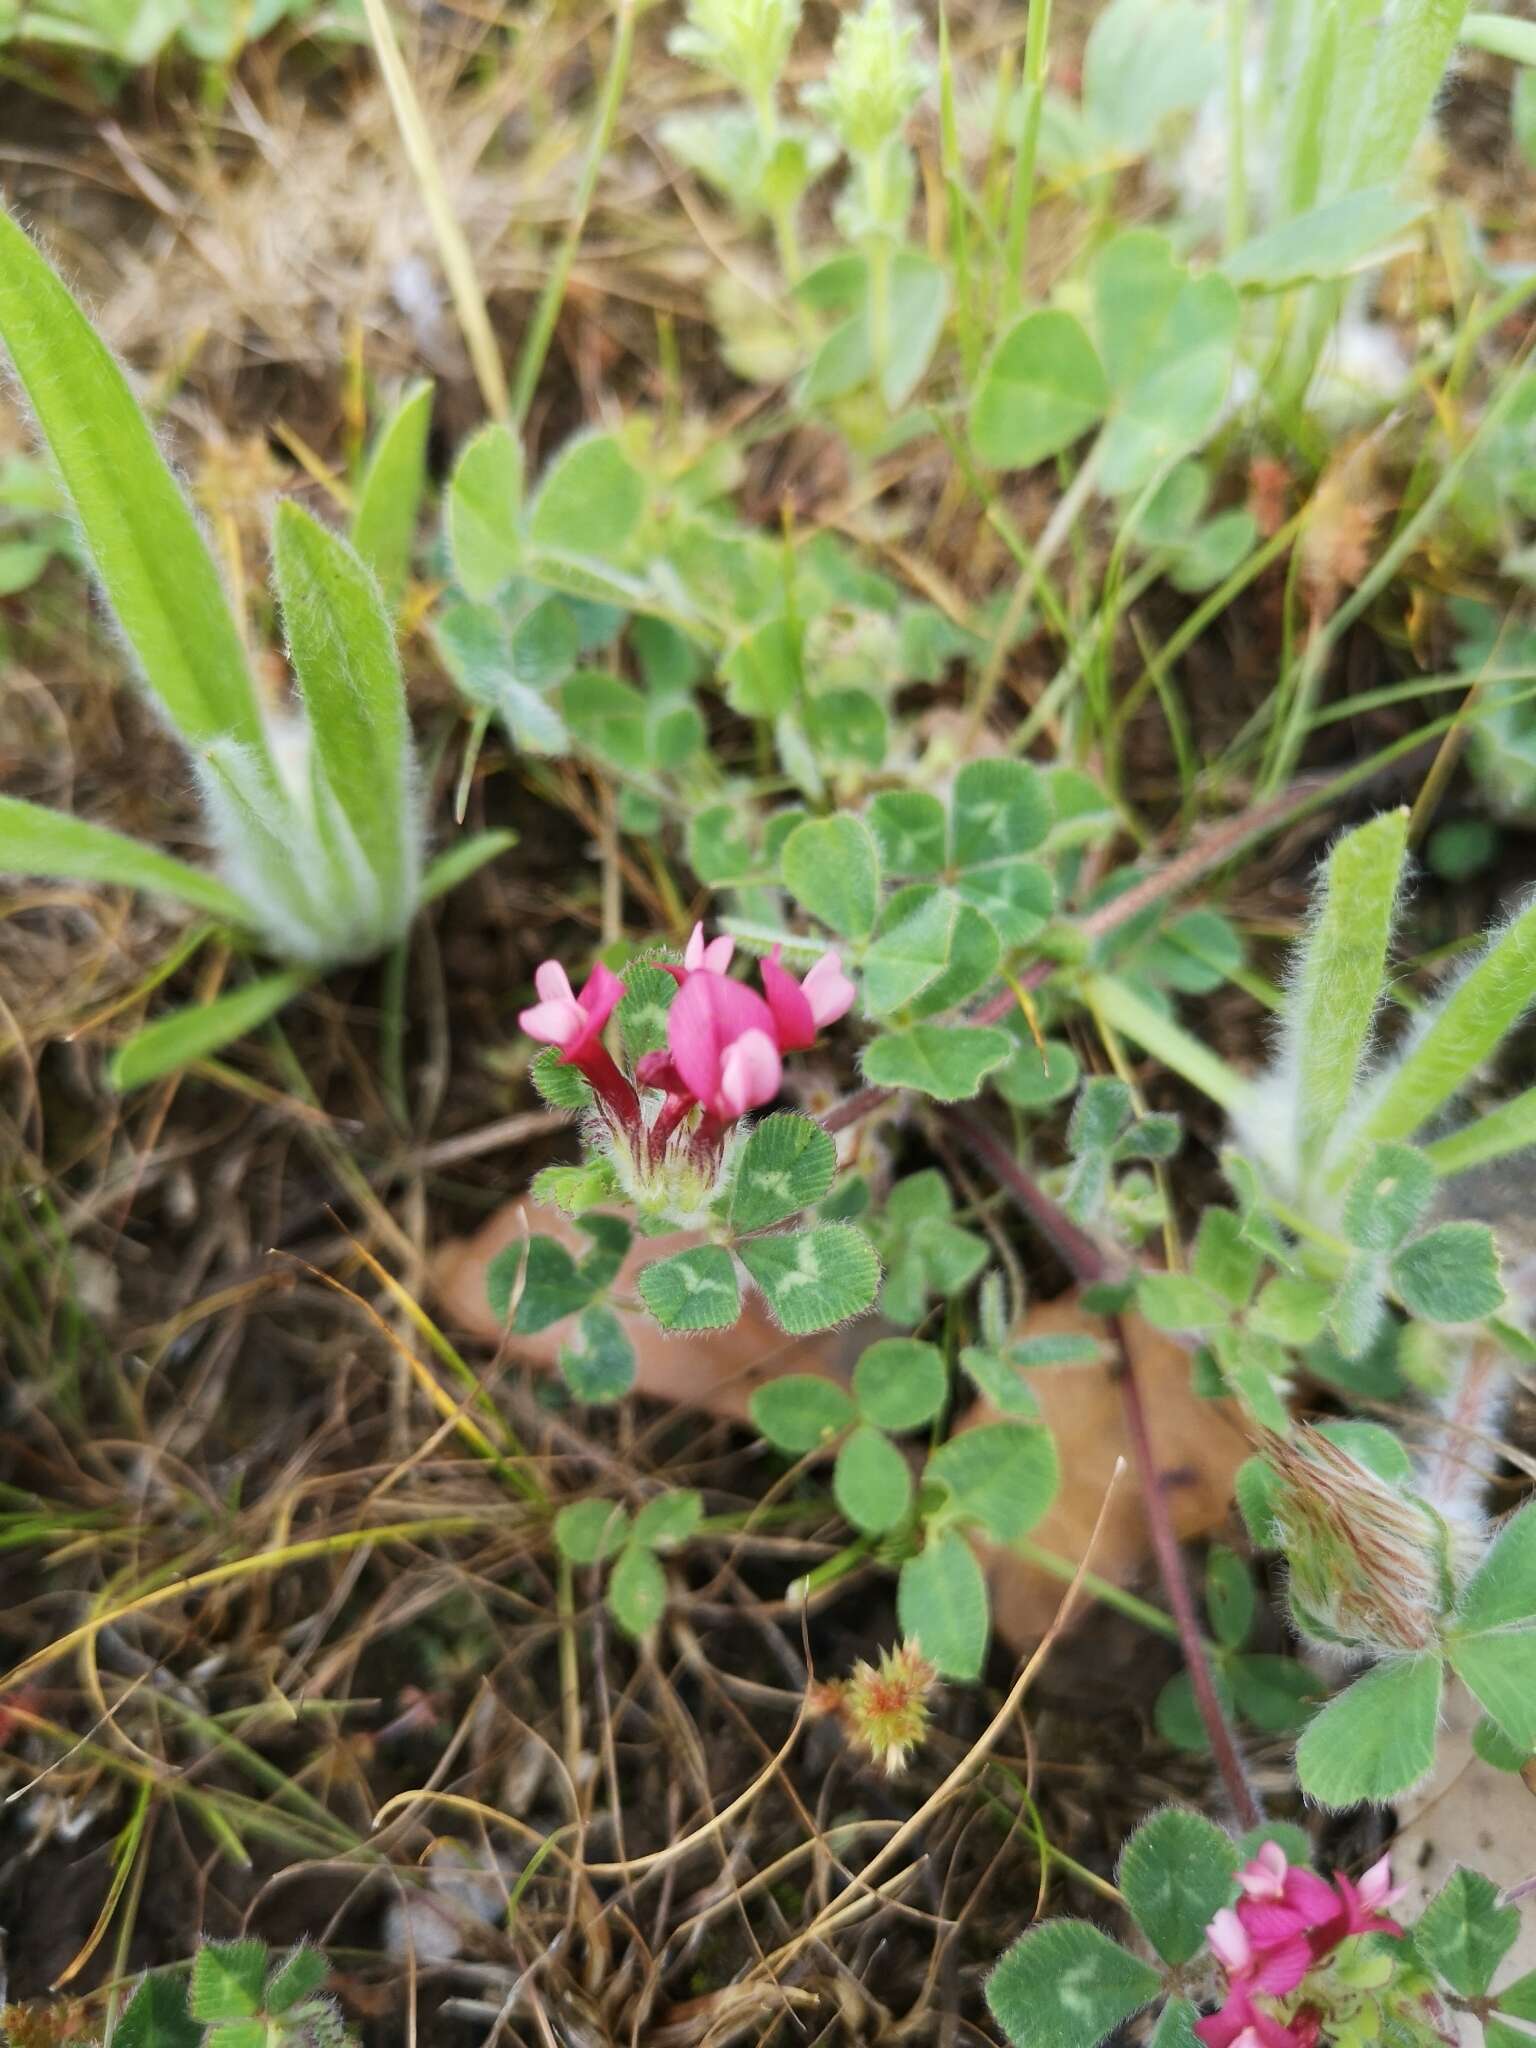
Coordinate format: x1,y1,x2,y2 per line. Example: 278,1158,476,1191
1264,1426,1447,1653
811,1640,938,1775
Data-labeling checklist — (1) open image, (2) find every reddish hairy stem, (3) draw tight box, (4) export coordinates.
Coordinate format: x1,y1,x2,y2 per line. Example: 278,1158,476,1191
947,1104,1264,1832
1112,1307,1263,1832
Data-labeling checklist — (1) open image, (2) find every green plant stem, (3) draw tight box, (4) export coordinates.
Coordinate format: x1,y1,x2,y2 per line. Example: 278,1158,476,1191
1005,0,1052,295
961,431,1104,752
1082,972,1256,1118
946,1107,1265,1832
1015,1539,1183,1643
1224,0,1250,252
357,0,508,420
512,0,638,424
787,1535,876,1603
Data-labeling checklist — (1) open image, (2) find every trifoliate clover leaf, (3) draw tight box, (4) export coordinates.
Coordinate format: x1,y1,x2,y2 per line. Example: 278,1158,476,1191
751,1373,857,1452
898,1526,990,1679
1294,1653,1443,1808
862,1023,1013,1100
558,1302,637,1402
555,1498,632,1564
489,1214,633,1333
1414,1867,1520,1996
741,1224,881,1333
1391,1222,1504,1325
1117,1808,1239,1965
833,1423,913,1533
987,1919,1162,2048
730,1112,837,1232
1343,1143,1437,1253
852,1337,947,1430
637,1244,742,1330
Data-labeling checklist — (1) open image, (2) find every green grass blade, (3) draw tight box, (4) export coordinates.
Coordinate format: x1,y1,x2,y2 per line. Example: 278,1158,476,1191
1423,1086,1536,1178
272,500,420,927
0,210,266,754
0,794,252,924
351,378,434,609
1084,972,1254,1117
419,827,517,906
107,969,311,1090
1287,809,1408,1173
1362,897,1536,1147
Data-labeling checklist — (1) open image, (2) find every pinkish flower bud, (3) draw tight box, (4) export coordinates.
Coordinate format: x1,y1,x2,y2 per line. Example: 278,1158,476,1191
520,959,623,1056
760,945,856,1050
685,922,736,975
1209,1910,1253,1975
1240,1843,1290,1902
666,970,783,1121
1354,1855,1407,1917
519,958,637,1125
662,922,736,987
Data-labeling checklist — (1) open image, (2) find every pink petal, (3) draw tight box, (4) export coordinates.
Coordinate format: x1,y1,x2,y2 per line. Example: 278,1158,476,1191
802,950,855,1027
1240,1845,1290,1901
576,960,626,1033
1196,1992,1257,2048
1355,1856,1405,1914
535,961,575,1005
683,923,734,974
667,972,779,1114
1282,1868,1343,1926
1239,1900,1312,1945
1251,1936,1313,1997
1260,2013,1320,2048
718,1028,782,1117
636,1050,687,1093
520,996,585,1048
760,950,817,1051
1208,1909,1252,1974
